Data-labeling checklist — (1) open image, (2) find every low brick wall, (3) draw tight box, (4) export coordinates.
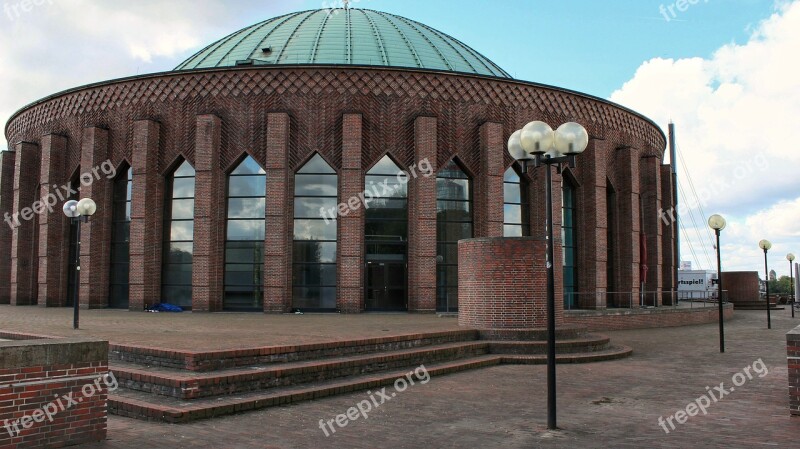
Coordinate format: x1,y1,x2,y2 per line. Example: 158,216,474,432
564,304,734,332
788,325,800,416
0,338,109,449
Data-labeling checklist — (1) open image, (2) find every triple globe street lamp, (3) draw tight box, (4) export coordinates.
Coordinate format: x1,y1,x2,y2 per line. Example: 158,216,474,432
508,120,589,430
62,198,97,330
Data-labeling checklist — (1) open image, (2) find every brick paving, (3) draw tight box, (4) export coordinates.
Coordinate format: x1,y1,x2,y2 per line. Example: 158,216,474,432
34,308,794,448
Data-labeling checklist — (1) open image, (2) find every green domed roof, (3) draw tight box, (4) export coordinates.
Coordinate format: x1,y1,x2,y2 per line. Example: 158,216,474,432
175,8,510,78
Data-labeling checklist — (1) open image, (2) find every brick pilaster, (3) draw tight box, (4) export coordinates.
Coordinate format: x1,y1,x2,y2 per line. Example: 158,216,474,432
129,120,163,311
477,122,504,238
264,113,291,313
192,115,224,312
37,134,68,307
576,139,608,309
0,150,18,304
640,156,663,305
10,141,40,305
617,147,641,306
338,114,364,313
409,117,437,312
79,127,111,309
660,164,676,304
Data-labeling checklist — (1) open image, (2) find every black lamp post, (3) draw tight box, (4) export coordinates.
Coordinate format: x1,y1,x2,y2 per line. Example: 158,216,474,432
788,253,796,318
708,214,726,352
759,239,773,329
508,121,589,430
62,198,97,330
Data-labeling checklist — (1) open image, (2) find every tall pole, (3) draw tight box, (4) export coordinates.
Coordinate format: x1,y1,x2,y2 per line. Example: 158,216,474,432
764,250,771,329
544,161,557,430
791,260,795,318
715,229,724,352
669,123,679,295
73,217,81,330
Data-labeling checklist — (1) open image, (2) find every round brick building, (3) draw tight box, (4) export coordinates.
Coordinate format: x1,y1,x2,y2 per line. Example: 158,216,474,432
0,7,672,314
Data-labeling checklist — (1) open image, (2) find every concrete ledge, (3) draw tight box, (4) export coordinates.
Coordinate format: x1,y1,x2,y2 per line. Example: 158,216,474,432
0,338,108,369
564,304,734,332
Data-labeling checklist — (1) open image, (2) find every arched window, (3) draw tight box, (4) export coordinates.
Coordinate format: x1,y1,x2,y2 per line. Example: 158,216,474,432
109,165,132,309
162,161,195,309
293,154,338,311
365,156,408,311
223,156,266,311
503,167,529,237
562,178,578,308
436,160,472,313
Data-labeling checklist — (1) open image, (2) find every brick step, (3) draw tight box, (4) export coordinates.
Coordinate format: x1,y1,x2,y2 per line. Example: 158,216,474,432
108,329,480,372
477,325,587,341
109,355,502,423
487,335,612,355
499,345,634,364
110,341,490,400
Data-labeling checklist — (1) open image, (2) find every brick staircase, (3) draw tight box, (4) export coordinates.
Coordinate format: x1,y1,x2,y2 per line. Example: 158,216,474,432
108,327,631,423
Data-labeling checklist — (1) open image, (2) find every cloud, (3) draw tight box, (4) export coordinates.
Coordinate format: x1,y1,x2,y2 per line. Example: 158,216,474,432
610,0,800,274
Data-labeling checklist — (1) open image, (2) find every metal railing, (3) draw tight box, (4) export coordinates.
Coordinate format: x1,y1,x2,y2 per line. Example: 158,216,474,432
564,290,729,310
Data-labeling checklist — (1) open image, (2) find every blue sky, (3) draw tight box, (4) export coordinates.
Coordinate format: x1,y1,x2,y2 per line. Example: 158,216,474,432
1,0,797,276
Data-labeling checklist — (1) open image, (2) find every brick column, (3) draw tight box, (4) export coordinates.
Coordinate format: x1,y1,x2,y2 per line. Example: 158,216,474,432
617,147,641,307
408,117,437,312
264,113,291,313
338,114,364,313
79,127,111,309
129,120,163,311
576,139,608,309
0,150,17,304
11,141,40,306
476,122,504,238
192,115,224,312
660,164,676,304
38,134,68,307
640,156,663,306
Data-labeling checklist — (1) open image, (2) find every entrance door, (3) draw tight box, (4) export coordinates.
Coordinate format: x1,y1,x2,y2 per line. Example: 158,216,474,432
366,261,407,311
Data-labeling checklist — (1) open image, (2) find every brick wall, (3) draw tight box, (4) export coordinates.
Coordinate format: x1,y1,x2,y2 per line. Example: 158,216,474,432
0,151,17,304
788,325,800,416
0,338,109,449
458,237,563,328
721,271,761,304
564,304,733,332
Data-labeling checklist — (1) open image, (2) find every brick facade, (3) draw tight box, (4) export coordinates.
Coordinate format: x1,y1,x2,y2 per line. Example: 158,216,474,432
788,325,800,416
1,66,669,313
0,151,17,304
721,271,761,303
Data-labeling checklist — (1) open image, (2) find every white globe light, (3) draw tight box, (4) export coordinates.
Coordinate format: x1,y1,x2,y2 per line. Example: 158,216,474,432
62,200,80,218
759,239,772,251
76,198,97,217
520,121,554,155
554,122,589,156
507,130,528,161
708,214,726,231
788,253,796,262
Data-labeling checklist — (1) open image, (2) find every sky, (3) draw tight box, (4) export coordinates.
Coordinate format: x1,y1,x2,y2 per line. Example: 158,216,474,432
1,0,797,276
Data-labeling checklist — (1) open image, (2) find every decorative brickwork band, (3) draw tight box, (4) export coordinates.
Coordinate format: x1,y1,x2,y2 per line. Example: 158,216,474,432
37,134,68,307
458,237,563,328
338,114,365,313
129,120,163,311
0,150,17,304
11,141,40,305
264,113,291,313
409,117,437,313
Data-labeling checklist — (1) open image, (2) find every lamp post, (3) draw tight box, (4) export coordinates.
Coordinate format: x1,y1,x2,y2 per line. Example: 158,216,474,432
508,121,589,430
759,239,772,329
788,253,796,318
708,214,726,353
62,198,97,330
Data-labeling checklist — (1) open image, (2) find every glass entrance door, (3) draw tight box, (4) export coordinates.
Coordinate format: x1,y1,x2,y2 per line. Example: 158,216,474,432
366,261,407,311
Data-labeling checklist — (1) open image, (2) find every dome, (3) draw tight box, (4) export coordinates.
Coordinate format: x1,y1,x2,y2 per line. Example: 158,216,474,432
175,8,510,78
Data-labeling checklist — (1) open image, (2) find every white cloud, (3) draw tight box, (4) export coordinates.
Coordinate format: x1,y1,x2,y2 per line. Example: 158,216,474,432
610,0,800,275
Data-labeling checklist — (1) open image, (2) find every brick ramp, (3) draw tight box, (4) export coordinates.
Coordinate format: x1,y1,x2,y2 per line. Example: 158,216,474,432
108,329,632,423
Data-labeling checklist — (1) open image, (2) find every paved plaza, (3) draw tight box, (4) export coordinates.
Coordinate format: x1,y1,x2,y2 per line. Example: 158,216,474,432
2,306,798,448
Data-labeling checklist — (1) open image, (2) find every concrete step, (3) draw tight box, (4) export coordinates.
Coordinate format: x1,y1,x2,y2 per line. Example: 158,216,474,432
488,334,612,355
110,341,490,400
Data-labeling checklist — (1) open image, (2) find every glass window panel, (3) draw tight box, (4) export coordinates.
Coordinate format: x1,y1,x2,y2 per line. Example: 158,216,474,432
504,204,523,225
228,198,265,219
294,174,337,197
294,197,338,219
229,176,266,197
293,219,337,241
292,264,337,286
291,287,337,309
112,223,131,242
504,183,521,204
438,160,468,179
226,243,265,264
166,243,193,263
224,267,264,286
365,220,407,240
111,263,130,281
504,225,523,237
172,178,196,199
297,154,335,174
162,286,192,306
173,161,195,178
367,156,403,176
227,220,265,241
111,244,130,263
436,179,470,200
436,243,459,263
231,156,266,175
504,168,520,183
365,177,408,199
366,200,408,220
171,199,194,220
293,242,336,263
163,269,192,286
170,221,194,241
